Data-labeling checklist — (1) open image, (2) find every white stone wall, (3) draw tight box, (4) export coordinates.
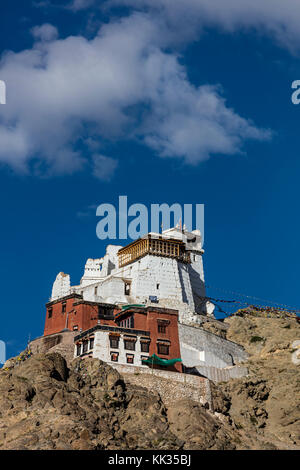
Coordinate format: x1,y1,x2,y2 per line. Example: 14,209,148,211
76,330,150,368
50,227,211,319
68,251,206,315
178,323,248,369
51,272,71,300
180,342,230,369
80,245,123,286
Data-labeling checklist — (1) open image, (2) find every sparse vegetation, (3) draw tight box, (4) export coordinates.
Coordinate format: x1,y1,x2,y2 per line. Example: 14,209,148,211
250,336,264,343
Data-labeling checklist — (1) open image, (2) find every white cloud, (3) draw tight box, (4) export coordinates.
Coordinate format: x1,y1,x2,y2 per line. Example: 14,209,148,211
142,84,270,163
76,203,98,218
0,13,271,176
68,0,95,12
31,24,59,42
110,0,300,52
92,154,118,180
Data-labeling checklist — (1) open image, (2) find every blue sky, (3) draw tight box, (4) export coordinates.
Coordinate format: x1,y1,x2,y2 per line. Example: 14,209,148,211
1,0,300,359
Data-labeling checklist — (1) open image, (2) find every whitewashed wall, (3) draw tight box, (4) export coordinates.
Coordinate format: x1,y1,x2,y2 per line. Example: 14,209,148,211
76,330,150,368
50,228,209,320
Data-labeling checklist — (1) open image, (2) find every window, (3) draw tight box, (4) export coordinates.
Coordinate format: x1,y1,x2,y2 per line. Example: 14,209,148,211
141,356,149,362
126,354,134,364
94,286,98,296
124,339,135,351
98,306,104,317
73,325,78,331
82,340,88,353
119,316,134,329
156,283,160,290
110,352,119,362
109,336,119,348
47,308,53,319
62,303,66,314
127,317,134,328
89,338,94,350
158,324,166,334
157,343,169,355
141,341,150,353
76,344,81,356
124,281,131,295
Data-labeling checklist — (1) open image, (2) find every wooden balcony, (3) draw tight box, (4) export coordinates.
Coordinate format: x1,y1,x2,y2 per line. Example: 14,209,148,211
118,236,191,268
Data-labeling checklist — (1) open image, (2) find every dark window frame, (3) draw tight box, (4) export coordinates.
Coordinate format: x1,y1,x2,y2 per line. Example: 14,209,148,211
141,341,150,353
110,352,119,362
157,343,169,355
82,340,88,353
126,354,134,364
124,340,135,351
109,336,120,349
124,281,131,295
158,324,167,334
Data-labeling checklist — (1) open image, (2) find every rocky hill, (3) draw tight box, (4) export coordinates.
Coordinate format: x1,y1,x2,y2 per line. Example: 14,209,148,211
217,308,300,449
0,308,299,450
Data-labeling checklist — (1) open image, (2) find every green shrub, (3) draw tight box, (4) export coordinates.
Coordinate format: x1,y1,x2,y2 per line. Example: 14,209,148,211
250,416,258,425
250,336,264,344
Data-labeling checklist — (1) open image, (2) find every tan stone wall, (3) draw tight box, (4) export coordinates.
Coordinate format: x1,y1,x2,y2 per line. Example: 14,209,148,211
29,331,75,365
109,364,211,408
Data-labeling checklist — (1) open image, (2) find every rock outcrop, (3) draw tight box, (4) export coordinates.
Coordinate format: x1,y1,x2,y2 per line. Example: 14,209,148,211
0,307,299,450
0,353,237,450
214,308,300,449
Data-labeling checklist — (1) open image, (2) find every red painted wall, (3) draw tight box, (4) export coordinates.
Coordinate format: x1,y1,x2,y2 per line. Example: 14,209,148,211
116,307,182,372
44,296,118,336
44,300,182,372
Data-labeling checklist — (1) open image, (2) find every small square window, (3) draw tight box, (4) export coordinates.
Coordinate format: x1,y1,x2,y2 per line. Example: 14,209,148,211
141,341,150,353
157,343,169,355
124,340,135,351
110,337,119,348
158,324,166,334
126,354,134,364
89,338,94,349
111,352,119,362
73,325,78,331
48,308,53,318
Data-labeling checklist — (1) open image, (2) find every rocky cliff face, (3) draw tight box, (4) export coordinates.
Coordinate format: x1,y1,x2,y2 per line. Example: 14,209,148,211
0,308,299,450
0,353,238,450
216,308,300,449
